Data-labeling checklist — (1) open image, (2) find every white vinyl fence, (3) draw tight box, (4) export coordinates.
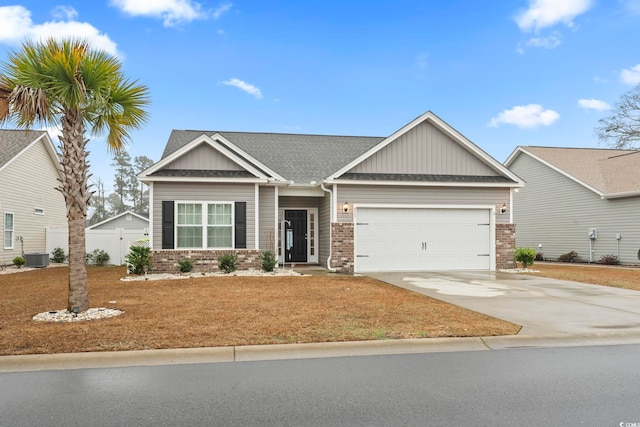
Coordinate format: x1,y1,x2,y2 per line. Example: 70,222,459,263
46,227,149,265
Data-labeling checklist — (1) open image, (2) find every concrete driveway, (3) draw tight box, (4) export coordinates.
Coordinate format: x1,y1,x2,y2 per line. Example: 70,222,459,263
366,270,640,336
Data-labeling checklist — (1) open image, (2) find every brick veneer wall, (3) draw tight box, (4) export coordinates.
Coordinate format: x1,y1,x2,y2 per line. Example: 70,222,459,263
496,223,516,270
331,222,354,274
150,249,261,274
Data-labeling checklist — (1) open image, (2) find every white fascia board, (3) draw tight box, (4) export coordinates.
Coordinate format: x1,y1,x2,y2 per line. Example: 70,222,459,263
212,133,287,182
602,190,640,199
278,186,326,197
0,132,62,180
87,210,149,230
327,111,524,184
512,148,604,197
139,176,269,184
326,179,523,188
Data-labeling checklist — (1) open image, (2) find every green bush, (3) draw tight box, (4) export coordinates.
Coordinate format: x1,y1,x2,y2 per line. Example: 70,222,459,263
557,251,578,263
260,250,277,272
218,252,238,274
125,245,152,275
51,247,67,263
87,249,110,266
177,258,193,273
13,256,26,268
514,247,536,269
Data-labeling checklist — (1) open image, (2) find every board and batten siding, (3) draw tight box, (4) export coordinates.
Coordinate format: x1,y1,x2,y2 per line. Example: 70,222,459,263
164,144,244,171
259,186,275,252
0,139,66,265
348,121,499,176
152,182,255,250
336,185,511,224
510,153,640,264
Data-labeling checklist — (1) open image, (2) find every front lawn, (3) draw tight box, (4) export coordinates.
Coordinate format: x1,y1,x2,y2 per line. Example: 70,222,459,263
529,263,640,291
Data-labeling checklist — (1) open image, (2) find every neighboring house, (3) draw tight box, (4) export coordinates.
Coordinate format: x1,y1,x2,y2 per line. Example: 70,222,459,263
87,210,149,231
139,111,523,273
0,130,66,265
505,146,640,264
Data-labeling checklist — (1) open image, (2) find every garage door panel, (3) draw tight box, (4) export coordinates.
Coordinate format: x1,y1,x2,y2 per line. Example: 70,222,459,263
355,208,492,272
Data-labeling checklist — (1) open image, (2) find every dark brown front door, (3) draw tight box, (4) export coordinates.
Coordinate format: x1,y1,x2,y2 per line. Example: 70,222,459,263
285,210,307,263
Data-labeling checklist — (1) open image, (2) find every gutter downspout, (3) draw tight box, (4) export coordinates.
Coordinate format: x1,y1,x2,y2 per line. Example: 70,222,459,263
320,183,336,272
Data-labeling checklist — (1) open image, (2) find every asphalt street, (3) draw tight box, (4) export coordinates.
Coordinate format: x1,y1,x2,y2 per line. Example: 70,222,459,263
2,344,639,426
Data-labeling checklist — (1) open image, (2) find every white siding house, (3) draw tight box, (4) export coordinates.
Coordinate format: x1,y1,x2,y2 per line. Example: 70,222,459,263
0,130,66,265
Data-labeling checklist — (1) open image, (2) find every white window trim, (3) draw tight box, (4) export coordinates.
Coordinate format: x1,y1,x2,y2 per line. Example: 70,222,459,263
175,201,235,249
4,212,14,250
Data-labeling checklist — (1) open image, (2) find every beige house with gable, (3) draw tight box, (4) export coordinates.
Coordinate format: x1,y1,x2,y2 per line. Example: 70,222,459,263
0,130,66,265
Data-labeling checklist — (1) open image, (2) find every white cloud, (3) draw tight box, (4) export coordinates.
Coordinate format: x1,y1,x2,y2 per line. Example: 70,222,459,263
621,0,640,15
221,78,263,99
578,98,611,111
213,2,233,20
620,64,640,85
525,33,561,49
489,104,560,128
416,53,428,70
110,0,218,26
0,5,119,56
515,0,593,32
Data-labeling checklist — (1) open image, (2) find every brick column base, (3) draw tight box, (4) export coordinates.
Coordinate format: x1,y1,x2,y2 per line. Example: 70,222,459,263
331,222,354,274
150,249,261,274
496,223,516,270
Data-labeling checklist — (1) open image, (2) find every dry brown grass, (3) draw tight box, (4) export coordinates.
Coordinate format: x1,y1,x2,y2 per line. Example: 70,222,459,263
0,266,519,355
529,263,640,291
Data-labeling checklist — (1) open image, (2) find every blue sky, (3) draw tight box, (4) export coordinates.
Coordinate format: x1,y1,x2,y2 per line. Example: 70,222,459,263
1,0,639,191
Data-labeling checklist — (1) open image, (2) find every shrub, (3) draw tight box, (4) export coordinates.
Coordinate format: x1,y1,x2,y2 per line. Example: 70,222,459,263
177,258,193,273
598,254,620,265
557,251,578,263
125,245,152,275
51,247,67,263
260,250,277,272
87,249,110,266
514,247,536,269
13,256,26,268
218,252,238,274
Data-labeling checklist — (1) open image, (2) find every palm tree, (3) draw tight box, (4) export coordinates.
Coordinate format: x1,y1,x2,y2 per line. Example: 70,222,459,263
0,38,150,313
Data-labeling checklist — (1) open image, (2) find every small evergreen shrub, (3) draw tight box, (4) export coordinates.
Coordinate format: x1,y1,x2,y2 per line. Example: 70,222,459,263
598,254,620,265
51,247,67,263
218,252,238,273
260,250,277,272
87,249,110,266
514,247,536,269
125,245,152,275
177,258,193,273
13,256,26,268
557,251,578,263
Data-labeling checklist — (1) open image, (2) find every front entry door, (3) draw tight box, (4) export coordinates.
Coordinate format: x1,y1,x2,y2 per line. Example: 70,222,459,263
285,210,307,262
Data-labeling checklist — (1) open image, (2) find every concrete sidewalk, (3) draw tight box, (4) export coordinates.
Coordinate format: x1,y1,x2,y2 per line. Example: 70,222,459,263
2,331,640,373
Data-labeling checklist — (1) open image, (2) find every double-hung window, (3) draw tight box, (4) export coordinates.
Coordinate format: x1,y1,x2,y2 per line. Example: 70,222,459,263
4,213,14,249
176,202,233,249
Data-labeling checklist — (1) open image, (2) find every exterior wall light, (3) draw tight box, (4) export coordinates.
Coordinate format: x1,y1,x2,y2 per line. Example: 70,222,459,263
343,201,349,213
500,203,508,214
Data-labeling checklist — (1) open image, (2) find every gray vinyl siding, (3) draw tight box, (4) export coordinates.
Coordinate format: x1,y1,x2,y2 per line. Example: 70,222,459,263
318,193,331,268
0,139,66,265
510,153,640,264
336,185,511,224
259,186,276,252
348,121,499,176
90,214,148,230
164,144,244,171
152,182,255,250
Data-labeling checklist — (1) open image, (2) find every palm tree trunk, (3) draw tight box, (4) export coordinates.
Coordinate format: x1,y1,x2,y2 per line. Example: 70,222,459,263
59,111,90,312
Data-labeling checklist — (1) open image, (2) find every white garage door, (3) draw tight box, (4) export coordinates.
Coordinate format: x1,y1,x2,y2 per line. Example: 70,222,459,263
354,207,492,272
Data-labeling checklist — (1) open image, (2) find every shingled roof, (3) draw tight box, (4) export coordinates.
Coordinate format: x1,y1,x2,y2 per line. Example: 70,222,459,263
0,129,49,170
514,146,640,197
162,130,385,183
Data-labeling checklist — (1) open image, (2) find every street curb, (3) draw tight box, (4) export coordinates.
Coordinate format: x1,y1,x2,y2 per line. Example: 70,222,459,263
2,332,640,373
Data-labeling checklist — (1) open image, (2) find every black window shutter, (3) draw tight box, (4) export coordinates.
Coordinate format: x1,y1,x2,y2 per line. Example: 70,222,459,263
235,201,247,249
162,201,175,249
